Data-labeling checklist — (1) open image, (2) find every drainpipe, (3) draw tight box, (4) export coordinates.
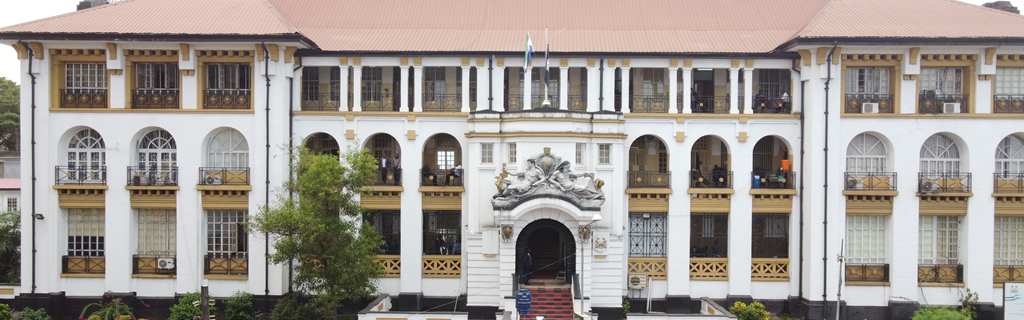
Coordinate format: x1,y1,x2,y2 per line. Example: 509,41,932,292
599,59,604,111
19,40,37,295
792,59,805,300
488,55,494,110
260,42,272,313
822,43,838,307
287,59,302,292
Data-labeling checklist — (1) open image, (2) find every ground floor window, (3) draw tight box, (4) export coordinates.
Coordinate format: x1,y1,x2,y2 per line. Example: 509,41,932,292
628,212,666,257
423,210,460,255
751,213,788,258
919,215,960,265
365,210,401,255
996,216,1024,266
846,214,887,264
68,208,105,257
690,212,728,258
138,209,175,257
205,209,248,275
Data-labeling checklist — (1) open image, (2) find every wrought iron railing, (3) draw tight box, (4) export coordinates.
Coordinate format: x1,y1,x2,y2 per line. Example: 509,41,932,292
845,93,895,113
917,172,972,193
844,172,897,191
995,265,1024,283
568,94,587,111
631,94,668,113
918,264,963,283
127,166,178,186
919,93,968,114
301,93,341,111
530,93,560,107
690,95,730,114
752,94,791,114
361,91,398,111
626,170,671,188
198,167,250,185
132,89,180,109
63,255,105,274
55,165,106,185
60,88,108,108
133,255,176,275
846,264,889,282
994,94,1024,114
690,170,732,188
995,173,1024,193
374,168,402,186
505,94,523,111
751,171,795,189
420,168,462,186
204,88,251,109
423,94,461,112
205,253,248,275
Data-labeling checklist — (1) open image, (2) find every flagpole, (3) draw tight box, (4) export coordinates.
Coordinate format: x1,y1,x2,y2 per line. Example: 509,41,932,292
542,26,552,108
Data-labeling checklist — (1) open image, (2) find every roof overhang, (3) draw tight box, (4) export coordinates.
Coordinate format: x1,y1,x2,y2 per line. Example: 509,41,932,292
296,49,803,59
0,32,319,50
777,37,1024,52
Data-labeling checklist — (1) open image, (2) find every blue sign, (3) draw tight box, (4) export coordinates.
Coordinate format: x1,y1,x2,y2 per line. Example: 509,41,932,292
515,289,532,316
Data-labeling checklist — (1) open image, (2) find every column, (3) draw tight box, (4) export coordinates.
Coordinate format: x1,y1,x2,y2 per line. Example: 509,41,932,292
729,67,739,114
559,67,569,110
682,68,693,114
620,67,630,113
400,66,410,112
493,66,505,111
475,60,488,112
523,67,532,110
602,62,615,112
399,138,424,302
352,66,363,112
413,66,423,112
338,65,349,111
461,66,471,112
789,70,799,114
728,145,754,298
587,66,600,112
743,68,754,114
965,142,996,303
669,67,679,114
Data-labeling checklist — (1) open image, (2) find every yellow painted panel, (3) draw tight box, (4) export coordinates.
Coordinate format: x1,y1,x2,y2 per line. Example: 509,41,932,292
691,196,731,213
846,196,894,215
752,195,793,214
57,189,106,208
628,257,667,280
919,197,969,215
362,193,402,210
202,191,249,210
0,288,12,295
130,191,177,209
628,194,669,212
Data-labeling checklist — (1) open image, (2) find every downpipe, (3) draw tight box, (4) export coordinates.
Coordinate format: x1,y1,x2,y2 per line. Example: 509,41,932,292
288,58,302,292
19,40,37,295
792,60,805,300
822,42,838,316
260,42,272,313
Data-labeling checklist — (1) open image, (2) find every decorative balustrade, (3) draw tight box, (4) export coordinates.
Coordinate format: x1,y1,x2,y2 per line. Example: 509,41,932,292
994,94,1024,114
568,94,587,111
995,173,1024,193
846,264,889,283
204,89,251,109
918,264,963,283
422,255,461,278
63,255,105,274
690,257,728,280
301,93,340,111
506,95,523,111
917,172,972,193
627,171,671,188
627,257,667,280
995,265,1024,283
752,171,794,189
362,91,398,111
55,165,106,185
198,167,250,185
420,168,462,186
752,94,791,114
375,255,401,278
205,253,248,275
845,93,894,113
423,94,462,112
530,94,560,107
918,93,968,114
60,89,107,108
127,166,178,186
133,255,175,275
751,258,789,281
132,89,180,109
690,170,732,188
631,94,668,113
375,168,402,186
845,172,897,191
689,95,730,114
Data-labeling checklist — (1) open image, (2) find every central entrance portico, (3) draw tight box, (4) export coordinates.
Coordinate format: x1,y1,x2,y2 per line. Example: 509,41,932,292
516,218,576,286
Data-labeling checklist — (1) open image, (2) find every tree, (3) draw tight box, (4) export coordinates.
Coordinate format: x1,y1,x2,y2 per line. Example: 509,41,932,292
0,211,19,283
0,77,18,152
253,146,383,319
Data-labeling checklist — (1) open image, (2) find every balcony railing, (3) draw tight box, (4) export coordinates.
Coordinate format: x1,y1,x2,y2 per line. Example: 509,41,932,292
846,264,889,282
995,173,1024,193
132,88,180,109
423,94,461,112
63,255,105,274
918,264,963,283
127,166,178,186
751,258,789,281
689,95,730,114
752,171,794,189
845,93,894,113
375,168,402,186
199,167,250,185
205,253,248,275
919,93,968,114
845,172,897,191
631,94,668,113
301,93,341,111
55,165,106,185
530,93,560,107
422,255,461,278
752,94,791,114
627,170,671,188
995,265,1024,283
506,95,523,111
568,94,587,111
60,88,107,108
420,168,462,186
918,172,971,193
204,88,251,109
362,91,398,111
994,94,1024,114
690,170,732,188
133,255,175,275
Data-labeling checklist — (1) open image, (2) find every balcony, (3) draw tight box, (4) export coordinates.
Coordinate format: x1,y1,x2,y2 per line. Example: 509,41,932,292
63,255,105,274
133,255,175,275
918,264,963,284
205,253,248,275
423,94,461,112
60,88,107,108
362,91,398,111
627,171,671,188
420,168,462,187
374,168,402,186
506,95,523,111
55,165,106,185
568,94,587,111
630,94,668,113
204,89,251,109
918,172,971,193
995,265,1024,284
689,170,731,188
132,89,179,109
530,93,560,107
919,93,967,114
751,258,789,281
127,166,178,186
845,172,897,191
846,264,889,283
627,257,667,280
422,255,461,278
752,94,791,114
690,95,730,114
301,93,340,111
996,173,1024,193
994,95,1024,114
751,171,794,189
198,167,250,185
845,93,894,113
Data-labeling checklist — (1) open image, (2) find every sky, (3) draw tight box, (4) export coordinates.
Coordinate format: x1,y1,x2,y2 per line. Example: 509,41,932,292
0,0,1020,84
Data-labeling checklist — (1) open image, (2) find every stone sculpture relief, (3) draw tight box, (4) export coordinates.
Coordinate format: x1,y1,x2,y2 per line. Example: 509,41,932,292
492,148,605,210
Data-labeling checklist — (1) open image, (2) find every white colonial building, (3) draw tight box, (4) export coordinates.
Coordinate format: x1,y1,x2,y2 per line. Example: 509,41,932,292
3,0,1024,319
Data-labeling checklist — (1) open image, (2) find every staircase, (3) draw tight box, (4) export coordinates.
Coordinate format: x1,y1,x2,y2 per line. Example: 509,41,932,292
525,286,574,320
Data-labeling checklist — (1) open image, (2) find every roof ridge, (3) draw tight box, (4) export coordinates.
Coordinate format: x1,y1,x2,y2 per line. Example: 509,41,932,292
256,0,300,34
789,0,841,41
0,0,141,32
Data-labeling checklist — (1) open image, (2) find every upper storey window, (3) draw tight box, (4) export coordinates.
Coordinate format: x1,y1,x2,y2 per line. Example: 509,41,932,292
994,68,1024,113
844,67,892,114
132,62,180,109
919,67,967,114
204,63,252,109
53,49,109,109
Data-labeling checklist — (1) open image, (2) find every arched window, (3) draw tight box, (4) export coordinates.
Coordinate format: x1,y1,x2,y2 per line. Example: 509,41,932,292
846,133,887,172
67,129,106,183
919,134,960,173
996,135,1024,175
138,130,177,169
208,129,248,168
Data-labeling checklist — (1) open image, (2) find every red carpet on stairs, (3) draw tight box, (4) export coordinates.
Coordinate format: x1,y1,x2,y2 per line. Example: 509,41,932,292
524,287,573,320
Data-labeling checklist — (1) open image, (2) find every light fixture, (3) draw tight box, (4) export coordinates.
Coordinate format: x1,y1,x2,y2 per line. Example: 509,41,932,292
579,225,592,240
500,224,514,242
32,213,44,220
592,214,602,222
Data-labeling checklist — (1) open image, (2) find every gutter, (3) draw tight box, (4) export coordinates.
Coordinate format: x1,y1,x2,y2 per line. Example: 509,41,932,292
18,40,37,295
822,42,838,306
297,50,801,60
260,42,272,313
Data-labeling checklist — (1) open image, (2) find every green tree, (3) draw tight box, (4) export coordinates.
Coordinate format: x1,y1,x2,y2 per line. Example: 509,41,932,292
0,77,18,152
253,146,383,319
0,211,19,283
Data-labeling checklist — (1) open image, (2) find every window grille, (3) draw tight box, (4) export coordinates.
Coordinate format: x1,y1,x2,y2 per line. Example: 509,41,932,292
628,212,666,257
919,134,960,174
136,63,179,90
206,63,251,90
364,210,401,255
361,67,383,101
5,198,16,212
576,143,585,164
423,210,461,255
996,216,1024,265
920,68,963,94
138,209,175,257
424,67,446,101
469,68,477,101
481,143,494,164
846,215,887,264
846,133,887,172
845,68,889,94
690,212,728,258
996,68,1024,95
66,63,107,89
996,136,1024,176
68,208,105,257
638,68,665,96
207,209,248,258
207,129,249,168
919,215,959,265
508,143,517,164
598,144,611,164
752,214,788,258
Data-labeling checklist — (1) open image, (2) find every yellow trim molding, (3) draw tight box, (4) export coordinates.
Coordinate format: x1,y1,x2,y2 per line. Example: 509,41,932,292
204,275,248,281
909,47,921,65
60,273,105,278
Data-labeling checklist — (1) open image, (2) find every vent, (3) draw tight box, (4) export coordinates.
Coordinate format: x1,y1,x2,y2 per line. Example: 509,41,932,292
861,103,879,114
627,273,648,289
943,103,961,114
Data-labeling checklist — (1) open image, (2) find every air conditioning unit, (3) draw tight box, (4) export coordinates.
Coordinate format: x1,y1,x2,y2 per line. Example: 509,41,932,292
943,103,961,114
861,103,879,114
846,177,860,190
205,173,223,185
157,258,175,270
920,181,938,193
627,273,648,290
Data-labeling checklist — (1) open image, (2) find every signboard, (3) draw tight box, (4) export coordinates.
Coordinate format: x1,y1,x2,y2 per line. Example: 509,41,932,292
515,289,532,316
1006,282,1024,319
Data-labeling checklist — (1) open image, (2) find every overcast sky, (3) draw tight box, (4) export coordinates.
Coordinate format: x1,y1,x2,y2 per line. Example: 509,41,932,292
0,0,1020,84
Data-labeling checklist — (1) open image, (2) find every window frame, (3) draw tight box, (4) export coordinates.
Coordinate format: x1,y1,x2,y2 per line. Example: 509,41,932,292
137,209,176,258
919,215,960,265
996,216,1024,266
628,212,667,258
481,143,494,164
206,209,248,258
846,214,887,264
422,210,461,255
67,208,105,257
598,144,612,165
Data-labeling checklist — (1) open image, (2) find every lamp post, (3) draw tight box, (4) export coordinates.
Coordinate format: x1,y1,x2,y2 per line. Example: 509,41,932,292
579,214,602,316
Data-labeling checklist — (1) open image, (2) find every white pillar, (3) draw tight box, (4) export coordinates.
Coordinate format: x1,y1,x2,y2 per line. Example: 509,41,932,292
587,66,600,112
620,67,631,113
743,68,754,114
789,70,800,114
493,66,505,111
338,65,349,111
602,62,615,112
523,67,532,110
682,68,693,114
560,67,569,110
669,67,679,114
399,138,423,296
461,66,471,112
475,61,488,112
400,66,410,112
729,145,754,296
729,67,739,114
413,66,423,112
352,66,363,112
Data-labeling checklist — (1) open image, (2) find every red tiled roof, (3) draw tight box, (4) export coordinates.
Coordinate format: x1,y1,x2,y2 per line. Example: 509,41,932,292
795,0,1024,39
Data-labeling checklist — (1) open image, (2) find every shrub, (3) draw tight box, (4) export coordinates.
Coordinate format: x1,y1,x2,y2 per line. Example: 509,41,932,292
114,316,131,320
271,293,316,320
169,292,216,320
17,308,51,320
0,303,10,320
80,293,140,320
729,301,770,320
226,291,255,320
621,297,630,315
913,306,969,320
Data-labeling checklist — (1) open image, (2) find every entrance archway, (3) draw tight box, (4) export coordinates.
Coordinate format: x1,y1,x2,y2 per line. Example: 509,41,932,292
516,219,576,284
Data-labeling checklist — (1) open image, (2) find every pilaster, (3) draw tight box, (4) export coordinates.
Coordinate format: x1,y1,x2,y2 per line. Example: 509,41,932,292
669,67,679,114
620,67,631,113
729,68,739,114
352,66,363,112
682,68,693,114
560,67,569,110
462,66,472,112
413,66,424,112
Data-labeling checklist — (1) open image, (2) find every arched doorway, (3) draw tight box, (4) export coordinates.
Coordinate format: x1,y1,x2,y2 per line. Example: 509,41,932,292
516,219,576,285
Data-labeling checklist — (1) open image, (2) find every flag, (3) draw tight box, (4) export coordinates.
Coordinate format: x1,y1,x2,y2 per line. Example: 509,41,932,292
524,33,534,69
544,42,549,86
